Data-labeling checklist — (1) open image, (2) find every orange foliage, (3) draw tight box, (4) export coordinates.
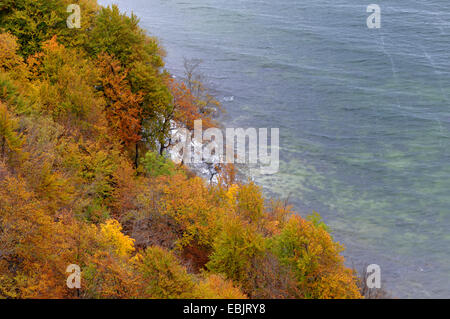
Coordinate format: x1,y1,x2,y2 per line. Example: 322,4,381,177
98,53,143,149
160,173,226,249
167,77,215,130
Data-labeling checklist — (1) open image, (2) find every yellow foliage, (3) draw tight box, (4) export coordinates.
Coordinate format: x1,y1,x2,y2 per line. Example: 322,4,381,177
0,101,24,161
133,246,196,299
0,33,25,75
270,215,362,299
206,215,266,292
225,183,239,206
100,219,135,258
194,274,247,299
236,182,265,224
161,174,226,249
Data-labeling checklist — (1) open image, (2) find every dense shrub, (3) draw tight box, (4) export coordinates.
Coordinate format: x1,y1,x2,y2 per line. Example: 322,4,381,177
270,216,362,299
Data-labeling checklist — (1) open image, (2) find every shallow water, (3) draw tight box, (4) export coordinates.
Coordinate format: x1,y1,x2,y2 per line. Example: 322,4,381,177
98,0,450,298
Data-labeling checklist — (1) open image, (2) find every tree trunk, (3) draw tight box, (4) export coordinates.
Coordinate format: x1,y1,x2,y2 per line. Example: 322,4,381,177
134,143,139,168
1,137,5,161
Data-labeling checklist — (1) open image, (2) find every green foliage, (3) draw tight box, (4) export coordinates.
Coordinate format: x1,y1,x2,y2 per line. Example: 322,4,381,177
0,32,25,73
87,5,161,67
28,37,105,125
206,216,266,291
86,5,173,152
1,0,67,56
269,216,361,299
0,0,96,57
135,246,196,299
84,199,110,224
141,151,175,177
236,182,265,224
0,65,29,114
306,211,330,233
0,101,24,161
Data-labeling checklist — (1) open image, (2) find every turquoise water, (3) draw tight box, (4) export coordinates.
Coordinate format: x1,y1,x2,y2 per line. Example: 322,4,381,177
99,0,450,298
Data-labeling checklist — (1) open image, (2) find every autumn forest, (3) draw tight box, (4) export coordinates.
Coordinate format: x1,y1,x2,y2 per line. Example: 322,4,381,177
0,0,363,299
